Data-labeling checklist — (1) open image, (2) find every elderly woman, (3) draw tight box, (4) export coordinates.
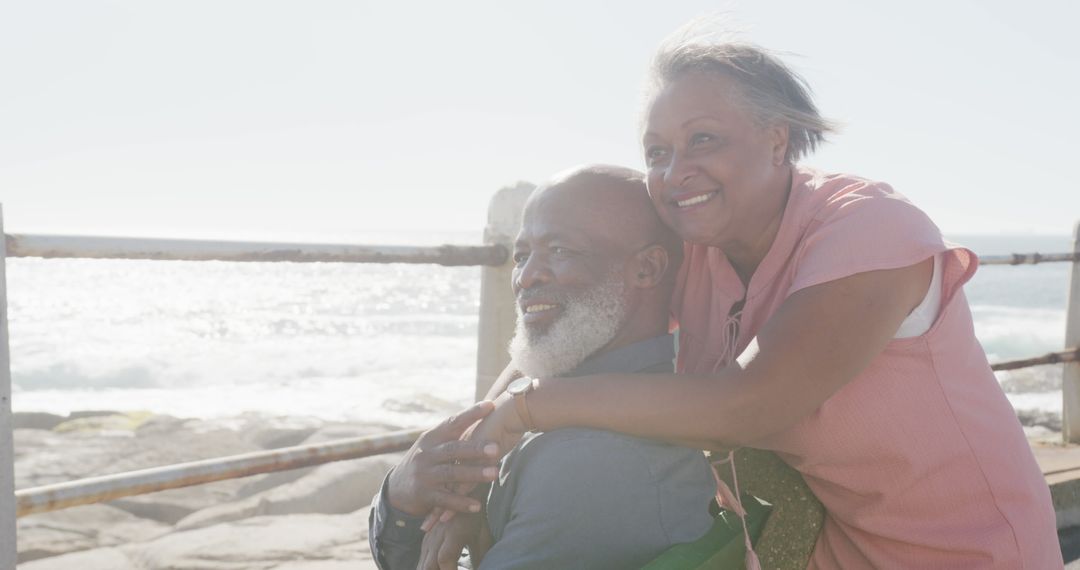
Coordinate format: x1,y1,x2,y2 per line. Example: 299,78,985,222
460,35,1061,568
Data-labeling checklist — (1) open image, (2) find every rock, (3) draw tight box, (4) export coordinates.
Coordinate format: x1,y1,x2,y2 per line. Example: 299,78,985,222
107,495,203,526
235,422,388,499
12,428,62,461
177,454,398,530
234,468,313,501
302,423,388,444
17,504,169,563
235,467,313,500
13,412,66,431
105,476,262,525
252,426,321,449
241,415,328,449
134,414,197,437
16,412,265,521
129,512,374,569
17,547,139,570
1017,408,1063,432
15,427,140,488
53,411,154,434
67,410,122,420
13,411,395,568
198,412,326,449
997,367,1062,393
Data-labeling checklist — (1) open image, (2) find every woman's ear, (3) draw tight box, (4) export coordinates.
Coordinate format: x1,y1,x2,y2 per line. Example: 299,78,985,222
769,122,790,166
630,245,669,289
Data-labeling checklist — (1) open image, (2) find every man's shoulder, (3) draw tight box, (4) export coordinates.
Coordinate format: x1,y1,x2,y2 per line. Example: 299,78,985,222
523,427,694,455
486,427,716,568
513,428,710,484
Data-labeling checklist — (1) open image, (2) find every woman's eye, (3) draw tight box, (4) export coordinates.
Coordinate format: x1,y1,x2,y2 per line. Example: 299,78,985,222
644,146,669,164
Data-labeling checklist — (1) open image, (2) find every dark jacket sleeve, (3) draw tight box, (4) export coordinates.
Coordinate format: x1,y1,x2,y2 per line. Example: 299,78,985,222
369,469,426,570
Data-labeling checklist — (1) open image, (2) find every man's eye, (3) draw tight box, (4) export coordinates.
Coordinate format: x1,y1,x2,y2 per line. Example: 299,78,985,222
513,252,529,264
551,247,571,256
689,133,715,146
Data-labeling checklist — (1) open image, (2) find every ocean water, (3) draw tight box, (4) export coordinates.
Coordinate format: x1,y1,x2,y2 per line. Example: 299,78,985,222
4,232,1074,428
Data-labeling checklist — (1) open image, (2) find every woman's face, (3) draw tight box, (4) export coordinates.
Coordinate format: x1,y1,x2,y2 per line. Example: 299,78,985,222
642,72,789,249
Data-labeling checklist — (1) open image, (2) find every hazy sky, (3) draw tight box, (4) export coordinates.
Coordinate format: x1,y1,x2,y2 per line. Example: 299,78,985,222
1,0,1077,242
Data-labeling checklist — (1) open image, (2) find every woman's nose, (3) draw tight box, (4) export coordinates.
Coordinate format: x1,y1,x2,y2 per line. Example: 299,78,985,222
663,151,696,188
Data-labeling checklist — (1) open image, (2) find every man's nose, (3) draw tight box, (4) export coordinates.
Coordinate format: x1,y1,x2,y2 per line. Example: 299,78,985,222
514,254,552,291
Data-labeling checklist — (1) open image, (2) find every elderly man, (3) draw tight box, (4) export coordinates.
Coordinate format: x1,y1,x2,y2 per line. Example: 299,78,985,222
369,165,715,569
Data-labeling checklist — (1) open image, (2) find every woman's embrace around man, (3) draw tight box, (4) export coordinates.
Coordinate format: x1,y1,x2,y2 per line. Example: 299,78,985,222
374,22,1062,569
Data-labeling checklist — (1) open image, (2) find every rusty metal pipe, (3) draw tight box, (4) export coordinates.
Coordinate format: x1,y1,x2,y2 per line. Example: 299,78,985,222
991,348,1080,372
15,428,423,517
4,234,507,267
979,252,1080,266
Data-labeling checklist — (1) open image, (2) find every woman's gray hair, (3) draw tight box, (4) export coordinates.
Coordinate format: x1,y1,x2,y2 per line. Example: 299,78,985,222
647,25,837,164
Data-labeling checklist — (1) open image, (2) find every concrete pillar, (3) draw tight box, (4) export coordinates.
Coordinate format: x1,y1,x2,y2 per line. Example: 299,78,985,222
1064,221,1080,444
475,183,533,401
0,206,16,569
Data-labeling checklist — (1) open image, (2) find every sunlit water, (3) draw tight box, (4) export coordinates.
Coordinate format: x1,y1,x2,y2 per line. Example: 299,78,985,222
5,232,1073,428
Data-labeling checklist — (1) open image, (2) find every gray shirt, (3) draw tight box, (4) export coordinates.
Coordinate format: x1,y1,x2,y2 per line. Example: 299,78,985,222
369,335,715,570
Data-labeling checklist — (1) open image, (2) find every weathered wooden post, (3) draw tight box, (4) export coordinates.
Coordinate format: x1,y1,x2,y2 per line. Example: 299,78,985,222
0,206,16,569
1065,221,1080,444
475,183,533,401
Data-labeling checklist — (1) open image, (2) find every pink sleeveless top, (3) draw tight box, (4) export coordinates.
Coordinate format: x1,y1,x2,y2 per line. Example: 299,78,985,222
672,168,1061,568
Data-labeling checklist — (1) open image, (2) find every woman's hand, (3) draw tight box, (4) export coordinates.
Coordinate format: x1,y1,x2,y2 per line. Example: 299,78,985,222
467,392,528,455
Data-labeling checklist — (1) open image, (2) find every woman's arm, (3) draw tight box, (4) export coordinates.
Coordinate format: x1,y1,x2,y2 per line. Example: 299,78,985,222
484,258,933,450
483,362,523,401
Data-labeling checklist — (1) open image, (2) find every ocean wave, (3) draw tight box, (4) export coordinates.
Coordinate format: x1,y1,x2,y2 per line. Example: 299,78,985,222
5,255,1074,422
969,304,1065,361
12,362,161,391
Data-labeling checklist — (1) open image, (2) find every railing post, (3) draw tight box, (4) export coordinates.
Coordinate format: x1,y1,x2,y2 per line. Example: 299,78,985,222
0,206,16,569
1064,221,1080,444
475,183,533,401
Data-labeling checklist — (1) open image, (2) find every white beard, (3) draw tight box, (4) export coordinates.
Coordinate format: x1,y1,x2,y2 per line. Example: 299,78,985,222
508,271,627,379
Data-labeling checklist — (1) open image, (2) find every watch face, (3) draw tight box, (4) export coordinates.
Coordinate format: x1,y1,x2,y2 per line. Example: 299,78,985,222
507,376,532,395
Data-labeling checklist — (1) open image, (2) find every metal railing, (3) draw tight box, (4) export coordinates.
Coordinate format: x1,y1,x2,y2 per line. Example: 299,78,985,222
991,348,1080,372
14,428,424,517
4,233,506,266
980,252,1080,266
0,194,1077,567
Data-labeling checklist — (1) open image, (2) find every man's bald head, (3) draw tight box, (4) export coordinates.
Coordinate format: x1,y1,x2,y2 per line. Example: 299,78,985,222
526,164,682,276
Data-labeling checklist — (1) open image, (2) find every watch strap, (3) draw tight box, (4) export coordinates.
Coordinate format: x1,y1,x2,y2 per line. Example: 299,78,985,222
513,378,538,432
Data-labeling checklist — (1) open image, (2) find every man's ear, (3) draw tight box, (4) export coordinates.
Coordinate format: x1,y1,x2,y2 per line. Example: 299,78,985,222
629,245,669,289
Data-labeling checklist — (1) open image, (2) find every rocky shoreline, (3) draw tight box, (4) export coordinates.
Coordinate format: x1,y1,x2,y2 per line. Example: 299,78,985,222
12,407,1062,569
14,410,399,569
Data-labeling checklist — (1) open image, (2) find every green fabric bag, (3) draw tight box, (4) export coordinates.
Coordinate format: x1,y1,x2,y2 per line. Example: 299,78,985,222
641,495,771,570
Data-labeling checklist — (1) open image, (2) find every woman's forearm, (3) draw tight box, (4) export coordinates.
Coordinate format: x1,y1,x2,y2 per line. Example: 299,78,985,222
522,262,932,447
526,369,789,448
